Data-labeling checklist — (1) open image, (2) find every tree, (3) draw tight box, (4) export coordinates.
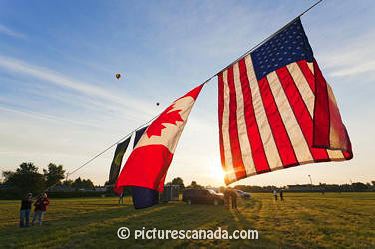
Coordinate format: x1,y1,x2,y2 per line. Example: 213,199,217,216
171,177,185,189
2,171,14,182
188,181,203,189
72,177,95,190
63,179,73,187
352,182,368,192
43,163,65,188
82,179,94,189
3,162,45,194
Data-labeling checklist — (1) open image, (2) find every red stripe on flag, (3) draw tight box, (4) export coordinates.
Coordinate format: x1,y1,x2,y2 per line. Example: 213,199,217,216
238,58,270,173
343,130,353,159
227,66,247,179
297,60,353,159
312,59,330,147
258,77,298,167
276,66,330,162
218,72,226,169
297,60,315,93
343,150,353,160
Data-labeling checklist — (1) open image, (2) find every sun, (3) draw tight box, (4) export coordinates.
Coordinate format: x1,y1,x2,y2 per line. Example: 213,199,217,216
210,164,225,184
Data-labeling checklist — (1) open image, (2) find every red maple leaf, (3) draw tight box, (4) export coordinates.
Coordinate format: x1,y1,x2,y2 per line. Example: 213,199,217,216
147,105,184,138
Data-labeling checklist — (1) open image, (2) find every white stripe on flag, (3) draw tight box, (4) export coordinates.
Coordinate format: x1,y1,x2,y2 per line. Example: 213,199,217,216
222,69,237,182
307,62,314,74
244,55,282,170
233,62,256,175
267,71,314,163
287,63,315,117
326,85,345,159
327,149,345,160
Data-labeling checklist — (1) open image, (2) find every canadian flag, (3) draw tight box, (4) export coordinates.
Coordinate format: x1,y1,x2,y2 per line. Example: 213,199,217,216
114,84,204,195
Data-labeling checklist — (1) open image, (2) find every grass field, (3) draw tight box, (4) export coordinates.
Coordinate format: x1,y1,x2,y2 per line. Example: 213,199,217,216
0,193,374,249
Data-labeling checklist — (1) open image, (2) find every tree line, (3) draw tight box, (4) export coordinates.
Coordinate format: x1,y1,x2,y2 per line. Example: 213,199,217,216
233,182,375,192
2,163,374,197
166,178,375,193
1,162,95,196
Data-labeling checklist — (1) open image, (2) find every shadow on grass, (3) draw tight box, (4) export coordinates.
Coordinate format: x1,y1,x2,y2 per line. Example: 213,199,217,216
80,203,131,207
0,204,171,248
1,201,279,249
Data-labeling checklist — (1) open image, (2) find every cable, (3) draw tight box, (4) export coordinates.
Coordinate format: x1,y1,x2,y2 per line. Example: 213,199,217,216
65,0,324,180
66,116,156,179
204,0,324,83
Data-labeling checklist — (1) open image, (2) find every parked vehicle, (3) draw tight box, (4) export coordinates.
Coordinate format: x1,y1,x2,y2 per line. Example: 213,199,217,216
234,189,251,199
160,184,180,202
182,188,224,205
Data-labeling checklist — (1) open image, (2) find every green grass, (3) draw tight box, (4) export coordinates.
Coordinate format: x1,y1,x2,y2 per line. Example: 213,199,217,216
0,193,374,249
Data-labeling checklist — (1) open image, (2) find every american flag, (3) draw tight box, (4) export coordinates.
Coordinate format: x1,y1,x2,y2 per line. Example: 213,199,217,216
218,18,353,185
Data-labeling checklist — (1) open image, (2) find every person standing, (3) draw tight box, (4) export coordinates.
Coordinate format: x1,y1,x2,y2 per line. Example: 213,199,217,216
230,189,238,209
223,188,230,209
118,191,124,205
273,189,278,201
19,193,32,228
279,189,284,201
32,193,50,225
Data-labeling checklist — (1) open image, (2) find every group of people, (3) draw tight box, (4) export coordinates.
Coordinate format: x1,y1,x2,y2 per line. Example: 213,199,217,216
223,188,238,209
20,192,50,227
272,189,284,201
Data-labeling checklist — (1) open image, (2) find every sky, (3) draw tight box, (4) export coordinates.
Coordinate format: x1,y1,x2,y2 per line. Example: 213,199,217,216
0,0,374,187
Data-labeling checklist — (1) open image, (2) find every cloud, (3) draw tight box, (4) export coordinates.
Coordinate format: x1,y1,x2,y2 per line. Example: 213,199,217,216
0,24,26,39
0,105,103,129
330,60,375,77
0,55,119,101
0,108,117,176
0,55,155,117
320,33,375,78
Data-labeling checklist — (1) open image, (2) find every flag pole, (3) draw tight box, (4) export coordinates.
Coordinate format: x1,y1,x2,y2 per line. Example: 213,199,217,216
66,0,324,179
